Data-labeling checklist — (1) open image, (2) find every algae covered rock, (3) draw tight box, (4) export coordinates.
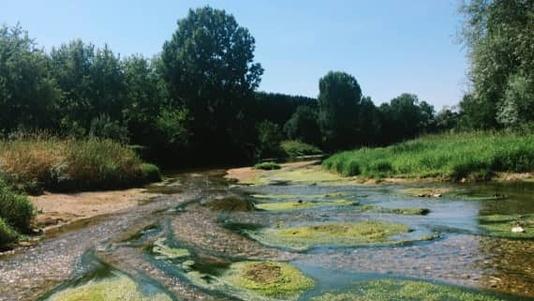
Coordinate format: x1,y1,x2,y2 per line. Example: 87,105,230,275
478,214,534,238
46,272,173,301
311,279,504,301
255,199,357,211
247,221,413,250
401,187,451,198
221,261,314,299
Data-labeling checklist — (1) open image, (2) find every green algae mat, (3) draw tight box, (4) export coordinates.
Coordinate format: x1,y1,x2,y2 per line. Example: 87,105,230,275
478,214,534,239
221,261,314,299
311,279,506,301
45,272,173,301
255,199,357,211
246,221,416,250
185,260,314,300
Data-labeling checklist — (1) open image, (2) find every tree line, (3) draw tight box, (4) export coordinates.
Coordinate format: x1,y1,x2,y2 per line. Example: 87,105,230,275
1,2,531,166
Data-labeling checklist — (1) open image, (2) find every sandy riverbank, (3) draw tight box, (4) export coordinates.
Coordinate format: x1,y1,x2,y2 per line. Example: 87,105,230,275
30,188,160,233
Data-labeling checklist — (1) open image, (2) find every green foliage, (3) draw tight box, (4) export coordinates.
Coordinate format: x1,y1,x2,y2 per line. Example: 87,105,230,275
50,40,126,130
254,92,317,126
0,217,19,246
324,131,534,180
89,114,129,143
460,0,534,129
0,180,34,232
379,93,435,144
0,25,60,132
318,71,362,150
256,121,284,158
253,162,281,170
160,7,263,160
0,177,34,247
283,106,321,145
496,74,534,128
280,140,322,158
140,163,162,183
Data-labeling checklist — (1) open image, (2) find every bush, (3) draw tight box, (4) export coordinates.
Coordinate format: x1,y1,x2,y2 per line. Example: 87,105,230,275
140,163,162,182
0,217,18,246
0,178,34,232
280,140,322,158
254,162,281,170
0,136,161,192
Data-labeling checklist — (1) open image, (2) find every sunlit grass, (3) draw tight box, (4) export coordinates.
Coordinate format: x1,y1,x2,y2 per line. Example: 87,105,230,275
323,131,534,181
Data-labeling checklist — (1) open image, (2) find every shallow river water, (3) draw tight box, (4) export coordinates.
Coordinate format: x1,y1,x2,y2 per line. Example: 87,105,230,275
1,167,533,300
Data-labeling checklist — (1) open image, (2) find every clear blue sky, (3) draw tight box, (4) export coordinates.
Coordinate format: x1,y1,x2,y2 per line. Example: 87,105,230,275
1,0,468,109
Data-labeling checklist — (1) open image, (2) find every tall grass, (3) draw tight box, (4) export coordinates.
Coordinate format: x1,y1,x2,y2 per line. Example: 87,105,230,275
0,136,161,192
323,132,534,180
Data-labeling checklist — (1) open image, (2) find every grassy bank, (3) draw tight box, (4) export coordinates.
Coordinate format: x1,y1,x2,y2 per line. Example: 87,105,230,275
0,136,161,193
323,132,534,181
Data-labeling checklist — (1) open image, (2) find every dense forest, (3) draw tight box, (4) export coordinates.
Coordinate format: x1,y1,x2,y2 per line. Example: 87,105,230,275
0,8,444,167
0,1,532,167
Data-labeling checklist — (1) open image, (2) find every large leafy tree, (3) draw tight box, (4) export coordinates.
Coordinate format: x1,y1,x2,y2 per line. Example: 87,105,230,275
379,93,434,144
0,25,60,132
318,71,362,150
460,0,534,129
160,7,263,159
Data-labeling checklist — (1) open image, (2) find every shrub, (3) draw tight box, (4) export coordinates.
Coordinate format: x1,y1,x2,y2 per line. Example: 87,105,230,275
280,140,322,158
140,163,162,182
0,217,18,246
0,179,34,232
254,162,281,170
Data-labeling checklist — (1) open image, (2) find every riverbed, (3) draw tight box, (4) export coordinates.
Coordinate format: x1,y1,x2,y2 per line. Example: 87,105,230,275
1,163,533,301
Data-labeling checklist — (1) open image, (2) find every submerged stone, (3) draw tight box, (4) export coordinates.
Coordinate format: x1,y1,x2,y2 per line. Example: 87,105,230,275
221,261,314,299
255,199,357,211
478,214,534,238
247,221,412,250
46,272,173,301
360,205,430,215
310,279,504,301
401,188,451,198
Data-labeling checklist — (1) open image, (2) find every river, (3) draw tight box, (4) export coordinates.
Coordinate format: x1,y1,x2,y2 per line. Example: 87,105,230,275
0,165,533,300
